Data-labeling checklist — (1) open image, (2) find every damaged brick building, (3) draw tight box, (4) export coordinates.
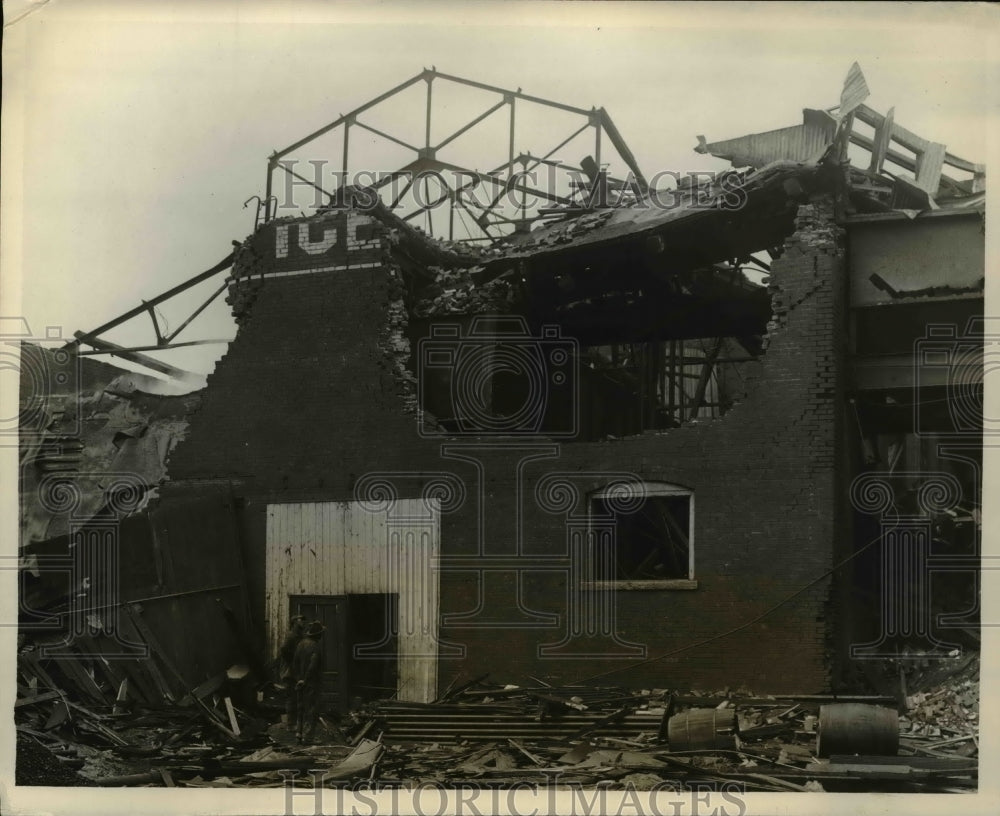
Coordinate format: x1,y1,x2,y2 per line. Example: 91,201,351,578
18,66,985,723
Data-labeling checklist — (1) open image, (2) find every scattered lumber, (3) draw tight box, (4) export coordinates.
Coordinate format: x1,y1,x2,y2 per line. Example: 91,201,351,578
14,655,979,791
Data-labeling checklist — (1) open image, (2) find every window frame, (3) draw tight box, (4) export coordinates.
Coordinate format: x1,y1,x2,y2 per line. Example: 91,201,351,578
584,481,698,590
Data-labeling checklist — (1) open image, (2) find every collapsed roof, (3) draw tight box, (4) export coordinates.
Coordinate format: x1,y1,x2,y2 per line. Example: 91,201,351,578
27,64,985,521
18,346,200,546
63,63,986,386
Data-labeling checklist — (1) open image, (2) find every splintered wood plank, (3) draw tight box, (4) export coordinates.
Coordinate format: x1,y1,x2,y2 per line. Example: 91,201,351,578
19,652,61,691
49,654,108,705
508,739,544,766
224,696,242,737
125,604,236,739
123,604,180,701
15,690,62,708
868,107,895,175
107,612,162,704
325,738,384,781
75,635,127,689
113,679,129,715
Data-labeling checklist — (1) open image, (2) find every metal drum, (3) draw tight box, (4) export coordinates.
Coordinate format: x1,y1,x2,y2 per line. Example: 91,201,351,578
667,707,738,751
816,703,899,757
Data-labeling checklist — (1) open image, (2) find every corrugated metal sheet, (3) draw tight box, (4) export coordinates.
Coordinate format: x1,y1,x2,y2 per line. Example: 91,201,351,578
266,499,440,702
838,61,870,118
371,704,668,742
696,116,835,170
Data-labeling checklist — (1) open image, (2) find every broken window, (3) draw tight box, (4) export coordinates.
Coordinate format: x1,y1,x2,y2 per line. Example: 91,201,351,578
590,482,693,582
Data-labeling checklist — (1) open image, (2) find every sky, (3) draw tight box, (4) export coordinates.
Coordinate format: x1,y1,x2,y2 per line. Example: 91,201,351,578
2,0,999,383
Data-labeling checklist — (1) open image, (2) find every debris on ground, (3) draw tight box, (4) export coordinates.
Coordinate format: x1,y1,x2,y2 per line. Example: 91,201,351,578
15,658,979,791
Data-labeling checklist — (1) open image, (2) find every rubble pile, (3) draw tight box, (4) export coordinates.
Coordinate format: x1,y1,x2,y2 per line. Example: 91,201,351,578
514,209,615,250
411,265,515,317
15,732,97,787
16,664,979,792
18,354,200,546
898,651,979,756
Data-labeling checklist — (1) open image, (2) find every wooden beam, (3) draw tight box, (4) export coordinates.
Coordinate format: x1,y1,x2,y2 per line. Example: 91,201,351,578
687,339,724,419
126,604,237,739
14,690,62,708
854,103,983,174
224,696,241,736
49,656,108,706
850,130,917,173
853,103,928,154
868,106,895,175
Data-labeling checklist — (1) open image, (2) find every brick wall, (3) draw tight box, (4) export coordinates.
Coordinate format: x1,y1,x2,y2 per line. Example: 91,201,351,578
167,196,846,694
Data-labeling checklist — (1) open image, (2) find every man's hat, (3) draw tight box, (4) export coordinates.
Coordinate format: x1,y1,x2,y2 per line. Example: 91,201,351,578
290,614,307,623
305,620,326,638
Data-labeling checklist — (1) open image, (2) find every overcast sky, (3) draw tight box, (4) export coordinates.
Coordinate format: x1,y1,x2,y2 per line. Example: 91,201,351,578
3,0,998,382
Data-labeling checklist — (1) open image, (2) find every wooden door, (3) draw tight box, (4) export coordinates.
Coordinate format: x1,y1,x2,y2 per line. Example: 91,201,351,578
289,595,349,712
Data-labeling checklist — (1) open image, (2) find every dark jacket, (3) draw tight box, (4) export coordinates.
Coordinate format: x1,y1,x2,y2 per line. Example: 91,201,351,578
292,636,323,686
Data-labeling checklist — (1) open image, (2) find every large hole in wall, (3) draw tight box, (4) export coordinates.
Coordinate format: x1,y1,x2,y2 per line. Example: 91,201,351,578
575,335,765,439
407,259,777,442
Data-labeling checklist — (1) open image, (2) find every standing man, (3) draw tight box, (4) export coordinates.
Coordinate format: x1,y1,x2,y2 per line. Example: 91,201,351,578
280,614,307,729
292,620,326,744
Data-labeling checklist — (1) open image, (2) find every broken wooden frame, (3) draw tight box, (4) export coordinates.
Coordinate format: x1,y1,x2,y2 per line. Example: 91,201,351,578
695,63,985,213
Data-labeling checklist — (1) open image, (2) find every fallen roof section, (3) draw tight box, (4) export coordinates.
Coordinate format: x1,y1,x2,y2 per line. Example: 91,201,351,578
695,63,985,217
18,345,201,545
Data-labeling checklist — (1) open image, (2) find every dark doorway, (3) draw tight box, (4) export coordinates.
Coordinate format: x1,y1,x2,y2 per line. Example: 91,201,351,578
348,593,399,703
290,593,399,711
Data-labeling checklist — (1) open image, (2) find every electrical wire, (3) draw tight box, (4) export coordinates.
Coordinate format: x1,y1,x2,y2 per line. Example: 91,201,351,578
856,395,972,408
571,522,898,685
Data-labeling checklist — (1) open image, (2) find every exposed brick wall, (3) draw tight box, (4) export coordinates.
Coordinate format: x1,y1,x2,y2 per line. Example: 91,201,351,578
167,196,846,694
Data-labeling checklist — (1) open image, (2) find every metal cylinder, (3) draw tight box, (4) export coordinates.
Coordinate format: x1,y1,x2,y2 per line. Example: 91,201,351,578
667,707,738,751
816,703,899,757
